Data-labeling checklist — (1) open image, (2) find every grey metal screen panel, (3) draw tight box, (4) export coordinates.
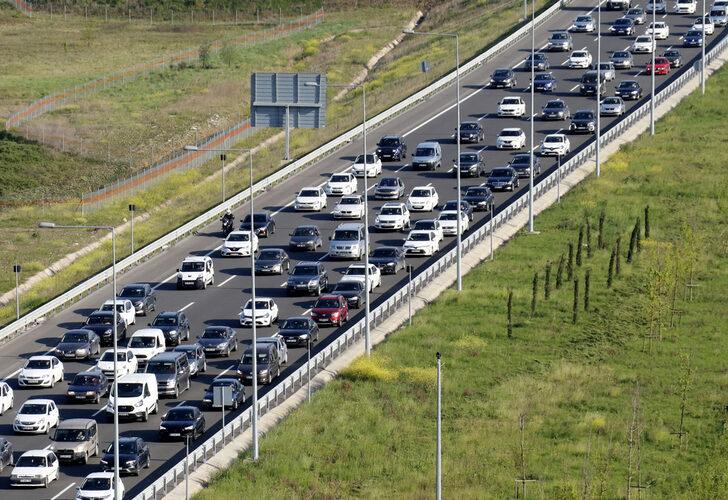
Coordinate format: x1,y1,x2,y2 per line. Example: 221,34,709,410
250,72,326,129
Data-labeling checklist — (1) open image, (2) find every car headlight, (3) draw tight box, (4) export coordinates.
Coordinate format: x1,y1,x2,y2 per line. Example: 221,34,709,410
308,279,318,286
134,301,143,307
166,380,176,386
159,424,167,429
67,390,76,395
134,400,144,407
217,342,227,348
273,264,282,271
258,369,269,376
184,425,194,431
104,328,113,334
76,348,88,355
125,460,136,466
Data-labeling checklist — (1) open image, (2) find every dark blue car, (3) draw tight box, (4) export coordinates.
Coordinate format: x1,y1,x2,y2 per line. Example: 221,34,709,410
202,378,246,409
533,72,557,92
277,316,319,346
66,370,109,403
683,30,704,47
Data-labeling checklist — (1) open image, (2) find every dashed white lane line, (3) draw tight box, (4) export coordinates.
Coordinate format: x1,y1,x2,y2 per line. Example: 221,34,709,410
279,281,287,287
217,275,236,287
317,253,329,261
175,400,187,407
395,163,410,172
179,301,195,312
92,405,106,417
303,308,312,315
215,364,236,380
476,113,489,121
51,482,76,500
570,84,580,91
44,444,53,450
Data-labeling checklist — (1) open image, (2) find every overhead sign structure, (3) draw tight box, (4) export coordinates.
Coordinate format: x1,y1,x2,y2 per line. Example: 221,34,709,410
250,72,327,160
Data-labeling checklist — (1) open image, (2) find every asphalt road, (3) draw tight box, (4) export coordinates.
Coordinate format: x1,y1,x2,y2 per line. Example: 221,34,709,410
1,2,723,498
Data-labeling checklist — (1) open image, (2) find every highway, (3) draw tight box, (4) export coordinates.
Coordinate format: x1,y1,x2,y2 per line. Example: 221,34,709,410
0,1,723,497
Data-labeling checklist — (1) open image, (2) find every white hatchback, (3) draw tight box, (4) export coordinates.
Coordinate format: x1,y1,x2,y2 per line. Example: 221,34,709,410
324,172,357,196
13,399,59,434
631,35,655,53
340,264,382,292
100,299,136,326
294,187,327,211
96,348,138,380
351,153,382,177
332,195,365,219
406,186,440,211
403,230,439,256
438,210,470,236
540,134,571,156
10,450,58,488
18,355,64,388
374,203,411,231
693,15,716,34
646,21,670,39
675,0,697,13
568,50,593,68
239,298,279,327
76,472,124,500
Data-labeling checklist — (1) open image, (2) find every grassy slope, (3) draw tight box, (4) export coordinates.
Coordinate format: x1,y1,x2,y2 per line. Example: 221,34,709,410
192,64,728,498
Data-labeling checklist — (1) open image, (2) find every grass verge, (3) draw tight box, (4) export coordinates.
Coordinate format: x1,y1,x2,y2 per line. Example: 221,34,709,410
192,60,728,498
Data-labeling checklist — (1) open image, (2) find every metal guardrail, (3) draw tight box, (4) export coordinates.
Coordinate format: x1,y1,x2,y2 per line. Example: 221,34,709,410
132,20,728,500
0,0,564,342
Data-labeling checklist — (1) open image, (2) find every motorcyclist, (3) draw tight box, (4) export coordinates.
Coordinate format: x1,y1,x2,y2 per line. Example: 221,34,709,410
220,209,234,234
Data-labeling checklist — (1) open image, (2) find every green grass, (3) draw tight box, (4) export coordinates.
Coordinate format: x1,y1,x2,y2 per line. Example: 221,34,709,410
192,63,728,499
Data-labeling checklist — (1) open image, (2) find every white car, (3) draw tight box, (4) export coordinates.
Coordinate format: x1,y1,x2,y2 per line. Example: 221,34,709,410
571,14,596,32
324,172,357,196
646,21,670,40
0,381,13,415
239,297,279,327
351,153,382,177
340,264,382,292
406,186,439,212
13,399,59,434
76,471,123,500
631,35,655,53
96,348,138,380
294,186,327,211
675,0,697,13
10,450,59,487
332,194,365,219
220,230,258,257
176,255,215,289
496,128,526,149
540,134,571,156
18,355,64,388
258,336,288,364
438,210,470,236
693,15,716,34
403,230,439,256
100,299,135,327
374,202,411,231
412,219,444,244
568,50,592,69
497,96,526,117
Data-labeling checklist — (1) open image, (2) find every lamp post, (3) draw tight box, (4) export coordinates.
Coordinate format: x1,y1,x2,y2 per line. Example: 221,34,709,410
650,4,656,135
38,222,120,500
13,264,21,320
407,265,413,326
183,145,259,459
128,204,136,254
702,0,706,94
596,0,602,177
529,0,536,232
185,435,190,500
305,80,374,354
436,351,442,500
221,153,227,202
307,336,312,402
403,28,463,291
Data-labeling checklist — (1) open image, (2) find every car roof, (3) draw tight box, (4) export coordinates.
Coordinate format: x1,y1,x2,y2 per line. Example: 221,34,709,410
316,294,342,300
118,373,156,383
501,127,523,132
228,230,252,235
335,222,364,230
294,224,319,229
57,418,95,429
101,348,133,354
22,398,54,405
103,299,129,304
157,311,181,317
131,328,163,336
90,310,115,316
85,471,115,479
281,316,310,321
381,135,402,140
246,297,274,302
28,355,55,361
381,202,405,208
167,405,197,412
460,120,478,125
149,351,185,362
211,377,239,385
21,449,52,457
293,261,321,267
121,283,148,289
409,229,433,235
416,141,440,148
64,328,94,335
182,255,210,263
173,344,200,351
299,186,321,191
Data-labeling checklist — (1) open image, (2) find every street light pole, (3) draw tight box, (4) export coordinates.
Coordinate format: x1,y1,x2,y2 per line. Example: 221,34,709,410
650,4,656,135
221,153,227,202
307,337,312,402
529,0,536,232
702,0,706,94
596,0,602,177
185,435,190,500
13,264,21,320
436,351,442,500
128,204,136,254
407,265,413,326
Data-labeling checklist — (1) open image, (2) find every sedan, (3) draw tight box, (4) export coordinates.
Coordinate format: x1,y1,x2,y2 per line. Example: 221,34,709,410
368,246,406,274
332,194,365,219
117,283,156,316
173,344,207,376
457,152,487,178
100,437,150,475
533,72,557,92
289,225,323,251
374,202,410,231
277,316,319,346
509,153,541,178
294,187,327,211
159,406,205,440
412,219,444,243
374,177,405,199
459,121,485,143
324,172,357,196
489,68,517,87
571,15,595,32
615,80,643,100
596,62,616,82
203,378,246,409
341,264,382,292
646,0,668,13
568,50,592,69
351,153,382,177
486,167,520,191
255,248,290,274
692,15,715,35
442,199,474,221
241,212,276,237
570,110,597,134
18,356,64,388
497,96,526,116
541,99,570,120
600,96,626,116
239,298,279,327
609,17,635,36
330,280,367,309
625,7,646,23
610,50,634,69
149,310,190,346
540,134,571,156
76,472,123,499
646,57,671,75
683,29,704,47
66,370,108,404
311,294,349,327
53,329,100,360
462,186,495,211
663,49,682,68
403,230,440,256
197,326,238,357
406,185,440,211
631,35,655,54
83,310,127,346
646,21,670,40
220,230,258,257
438,211,470,236
496,128,526,149
525,52,550,70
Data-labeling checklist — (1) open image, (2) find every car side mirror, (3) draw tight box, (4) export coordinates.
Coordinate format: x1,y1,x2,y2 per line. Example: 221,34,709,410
289,232,293,236
147,323,151,327
176,268,180,272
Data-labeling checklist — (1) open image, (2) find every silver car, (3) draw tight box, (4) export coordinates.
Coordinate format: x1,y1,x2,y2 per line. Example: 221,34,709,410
257,336,288,364
610,50,634,69
173,344,207,376
625,7,646,23
572,15,596,32
600,97,626,116
596,62,616,81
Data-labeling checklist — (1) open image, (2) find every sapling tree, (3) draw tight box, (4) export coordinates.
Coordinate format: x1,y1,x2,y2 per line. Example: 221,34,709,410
635,217,642,253
616,236,622,275
567,242,575,281
572,277,579,324
577,226,584,266
531,272,538,317
608,247,616,288
556,254,565,290
544,261,552,300
644,205,650,239
586,218,593,258
584,269,591,312
598,209,606,249
675,352,693,446
507,290,513,338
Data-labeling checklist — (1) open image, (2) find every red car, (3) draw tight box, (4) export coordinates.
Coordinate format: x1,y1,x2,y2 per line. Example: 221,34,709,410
310,294,349,327
646,57,670,75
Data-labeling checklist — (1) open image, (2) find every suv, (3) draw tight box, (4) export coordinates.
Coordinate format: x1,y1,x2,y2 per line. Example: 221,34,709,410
606,0,631,9
376,135,407,161
547,31,573,51
117,283,156,316
374,177,405,199
374,203,411,231
241,212,276,237
411,141,442,170
579,71,606,96
311,294,349,327
100,437,150,475
328,223,366,259
50,419,98,464
176,256,214,290
237,343,282,385
287,262,328,295
145,351,190,398
458,152,486,177
149,310,190,347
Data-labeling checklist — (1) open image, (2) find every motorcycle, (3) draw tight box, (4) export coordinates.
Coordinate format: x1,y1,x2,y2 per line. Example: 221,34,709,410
220,215,234,236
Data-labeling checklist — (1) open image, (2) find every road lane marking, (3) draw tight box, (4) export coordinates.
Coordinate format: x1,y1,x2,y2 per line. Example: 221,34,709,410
175,400,187,407
215,364,236,379
179,302,195,312
395,163,410,172
476,113,489,121
317,253,329,261
92,405,106,417
152,273,177,291
303,308,312,315
51,482,76,500
217,275,236,287
570,84,580,91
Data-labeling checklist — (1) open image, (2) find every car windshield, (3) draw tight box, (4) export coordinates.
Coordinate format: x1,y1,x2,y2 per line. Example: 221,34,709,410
379,178,398,187
665,50,679,57
258,250,281,260
493,69,510,77
19,403,47,415
315,299,340,308
460,154,478,163
440,213,458,221
292,265,318,275
545,101,565,109
603,98,620,104
55,428,88,442
460,123,478,130
180,262,204,272
615,18,631,25
379,137,400,147
687,30,702,36
613,51,630,58
227,233,250,242
414,221,436,230
599,63,612,69
299,189,320,197
411,189,432,197
620,81,638,88
16,456,46,467
511,155,531,165
628,8,643,13
408,232,431,241
210,380,236,389
636,36,651,42
146,361,175,374
120,287,145,297
81,478,111,491
293,227,317,236
73,375,100,386
115,383,143,397
339,197,360,205
500,130,521,137
502,98,520,104
345,267,367,276
152,316,178,327
245,300,271,310
61,332,88,343
545,136,563,143
354,154,376,164
414,148,435,156
129,336,156,348
551,32,568,39
242,353,269,364
87,314,113,325
166,409,195,421
536,74,552,81
335,282,363,291
101,303,126,313
466,188,489,196
574,112,594,120
372,248,397,257
576,16,591,21
572,52,587,58
281,319,309,329
106,441,136,454
330,175,350,183
332,230,359,241
582,73,598,83
380,207,402,215
100,351,127,362
491,169,512,177
26,359,51,369
242,214,269,223
202,329,226,339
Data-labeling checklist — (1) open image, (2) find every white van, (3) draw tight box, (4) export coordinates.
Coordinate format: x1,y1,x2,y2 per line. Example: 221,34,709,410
127,329,166,367
105,373,158,422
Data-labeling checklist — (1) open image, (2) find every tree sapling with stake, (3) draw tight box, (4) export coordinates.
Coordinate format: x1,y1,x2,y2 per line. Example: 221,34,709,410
507,290,513,338
616,236,622,275
598,209,606,249
586,218,593,258
572,277,579,324
627,224,638,263
584,269,591,312
531,272,538,317
556,254,565,289
544,261,552,300
567,242,575,280
644,205,650,239
577,226,584,266
608,247,616,288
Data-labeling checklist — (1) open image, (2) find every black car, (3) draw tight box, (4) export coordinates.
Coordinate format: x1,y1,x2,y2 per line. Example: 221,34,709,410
569,110,597,134
442,200,474,221
609,17,635,35
202,378,246,409
376,135,407,161
615,80,642,100
374,177,405,199
509,153,542,178
197,326,238,357
457,152,486,178
289,225,323,251
413,219,442,234
117,283,156,316
663,49,682,68
486,167,520,191
66,370,109,403
255,248,290,274
489,68,517,87
580,71,606,96
287,262,328,296
54,329,101,360
278,316,319,346
533,72,557,92
0,438,13,472
101,437,150,475
330,281,366,309
149,310,190,346
462,186,495,211
525,52,550,71
541,99,570,120
83,310,127,346
241,212,276,237
159,406,205,440
459,121,485,143
368,246,406,274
